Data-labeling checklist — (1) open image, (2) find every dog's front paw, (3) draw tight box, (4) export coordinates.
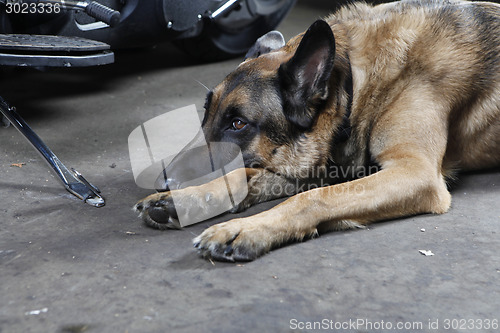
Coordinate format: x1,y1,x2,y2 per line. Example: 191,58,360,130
134,192,181,230
193,219,273,262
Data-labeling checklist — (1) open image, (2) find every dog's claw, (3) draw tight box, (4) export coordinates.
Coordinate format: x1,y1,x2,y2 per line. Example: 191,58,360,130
210,251,236,263
223,245,234,256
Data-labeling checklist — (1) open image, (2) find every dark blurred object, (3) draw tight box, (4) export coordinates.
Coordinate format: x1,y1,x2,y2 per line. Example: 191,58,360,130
0,0,297,65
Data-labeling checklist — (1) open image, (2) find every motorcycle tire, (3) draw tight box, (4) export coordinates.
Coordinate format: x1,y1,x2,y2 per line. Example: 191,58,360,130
176,0,297,62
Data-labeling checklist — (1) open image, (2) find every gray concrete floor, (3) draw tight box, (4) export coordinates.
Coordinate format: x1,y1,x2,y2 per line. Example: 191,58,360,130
1,2,500,332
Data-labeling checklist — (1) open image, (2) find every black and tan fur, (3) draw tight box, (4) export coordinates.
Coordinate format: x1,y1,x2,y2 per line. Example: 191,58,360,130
135,0,500,261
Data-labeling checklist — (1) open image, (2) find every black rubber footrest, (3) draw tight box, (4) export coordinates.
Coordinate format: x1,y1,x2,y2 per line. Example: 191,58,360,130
0,34,114,67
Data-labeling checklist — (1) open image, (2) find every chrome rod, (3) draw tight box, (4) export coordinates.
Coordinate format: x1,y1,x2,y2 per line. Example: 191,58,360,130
209,0,242,20
0,96,105,207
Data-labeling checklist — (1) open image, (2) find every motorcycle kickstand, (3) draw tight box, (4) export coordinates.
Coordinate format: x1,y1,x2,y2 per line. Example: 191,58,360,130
0,96,105,207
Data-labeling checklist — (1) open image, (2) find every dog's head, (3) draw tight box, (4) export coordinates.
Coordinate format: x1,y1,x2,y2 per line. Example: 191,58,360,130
158,20,351,191
203,19,343,170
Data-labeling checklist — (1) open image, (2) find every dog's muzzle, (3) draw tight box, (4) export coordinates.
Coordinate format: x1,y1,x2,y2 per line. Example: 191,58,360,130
154,142,244,192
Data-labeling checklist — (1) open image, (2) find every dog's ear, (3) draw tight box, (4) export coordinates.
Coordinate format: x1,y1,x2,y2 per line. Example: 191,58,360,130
279,20,335,130
245,31,286,60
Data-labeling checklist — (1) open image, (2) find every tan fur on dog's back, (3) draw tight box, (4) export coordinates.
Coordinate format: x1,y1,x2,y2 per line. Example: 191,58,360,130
325,0,500,174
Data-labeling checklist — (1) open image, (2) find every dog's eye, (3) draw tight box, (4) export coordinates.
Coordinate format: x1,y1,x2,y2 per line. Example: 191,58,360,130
231,119,247,131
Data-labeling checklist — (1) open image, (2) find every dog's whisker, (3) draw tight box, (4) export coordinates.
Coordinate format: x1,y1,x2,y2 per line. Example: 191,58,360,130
194,79,210,92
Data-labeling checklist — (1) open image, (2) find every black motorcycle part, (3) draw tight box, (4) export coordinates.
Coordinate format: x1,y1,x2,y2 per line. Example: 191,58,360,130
0,34,113,67
84,1,121,27
0,0,297,60
55,0,183,49
176,0,297,61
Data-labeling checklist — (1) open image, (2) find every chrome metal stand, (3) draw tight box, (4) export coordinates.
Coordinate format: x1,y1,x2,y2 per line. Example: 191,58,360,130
0,96,105,207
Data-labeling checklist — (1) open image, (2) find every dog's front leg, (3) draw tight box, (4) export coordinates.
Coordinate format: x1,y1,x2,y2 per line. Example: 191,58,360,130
134,167,297,229
194,160,452,262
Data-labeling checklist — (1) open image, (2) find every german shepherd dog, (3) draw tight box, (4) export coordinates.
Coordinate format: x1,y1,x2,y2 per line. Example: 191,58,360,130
135,0,500,262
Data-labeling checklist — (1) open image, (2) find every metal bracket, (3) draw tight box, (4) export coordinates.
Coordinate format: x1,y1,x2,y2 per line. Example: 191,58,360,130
0,96,105,207
208,0,242,20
